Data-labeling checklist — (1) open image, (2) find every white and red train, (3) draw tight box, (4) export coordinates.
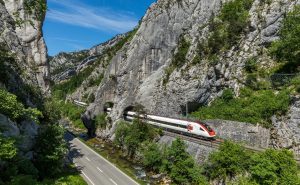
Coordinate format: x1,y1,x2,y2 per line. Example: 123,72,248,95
106,108,216,139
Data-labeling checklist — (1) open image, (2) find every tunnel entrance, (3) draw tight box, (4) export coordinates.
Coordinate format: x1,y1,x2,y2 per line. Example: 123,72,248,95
180,101,203,116
103,102,114,111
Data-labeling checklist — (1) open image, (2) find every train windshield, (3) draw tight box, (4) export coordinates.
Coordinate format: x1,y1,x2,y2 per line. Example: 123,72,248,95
202,123,213,132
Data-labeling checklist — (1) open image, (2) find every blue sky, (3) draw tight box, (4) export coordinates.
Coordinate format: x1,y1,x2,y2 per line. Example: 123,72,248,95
43,0,156,56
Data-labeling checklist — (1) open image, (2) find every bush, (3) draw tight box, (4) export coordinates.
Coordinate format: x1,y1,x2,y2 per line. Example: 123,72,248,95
192,88,290,127
163,37,190,85
198,0,253,58
95,114,107,129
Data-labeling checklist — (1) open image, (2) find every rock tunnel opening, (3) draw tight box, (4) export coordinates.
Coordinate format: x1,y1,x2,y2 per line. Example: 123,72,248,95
104,102,114,111
180,101,203,116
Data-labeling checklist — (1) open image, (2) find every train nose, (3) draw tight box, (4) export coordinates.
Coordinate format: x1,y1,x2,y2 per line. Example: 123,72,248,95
209,130,216,137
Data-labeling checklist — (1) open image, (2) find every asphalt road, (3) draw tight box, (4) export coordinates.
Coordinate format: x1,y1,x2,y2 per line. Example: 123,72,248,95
65,132,139,185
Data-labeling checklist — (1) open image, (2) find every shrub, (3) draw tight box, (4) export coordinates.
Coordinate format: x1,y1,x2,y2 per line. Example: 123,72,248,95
94,114,107,129
192,88,290,127
198,0,253,58
163,37,190,85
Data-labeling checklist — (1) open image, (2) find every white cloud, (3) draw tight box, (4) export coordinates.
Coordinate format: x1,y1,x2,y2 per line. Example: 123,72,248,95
46,0,138,33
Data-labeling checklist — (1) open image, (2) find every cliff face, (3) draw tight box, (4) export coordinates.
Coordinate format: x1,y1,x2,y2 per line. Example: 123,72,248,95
49,34,126,84
86,0,295,115
0,0,49,94
0,0,49,159
50,0,299,154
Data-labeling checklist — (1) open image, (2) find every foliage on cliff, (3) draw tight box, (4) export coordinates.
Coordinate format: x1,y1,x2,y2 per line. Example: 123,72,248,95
204,141,300,185
0,89,43,123
192,88,290,127
270,5,300,73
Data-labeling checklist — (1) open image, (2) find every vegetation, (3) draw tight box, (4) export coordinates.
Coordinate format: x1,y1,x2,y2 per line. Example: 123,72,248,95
163,37,190,85
114,119,158,158
195,0,253,63
59,102,85,129
34,124,68,178
161,138,207,184
94,113,108,129
192,88,290,127
270,5,300,74
204,141,300,185
204,141,250,181
24,0,47,20
88,73,104,87
52,66,95,98
0,88,43,123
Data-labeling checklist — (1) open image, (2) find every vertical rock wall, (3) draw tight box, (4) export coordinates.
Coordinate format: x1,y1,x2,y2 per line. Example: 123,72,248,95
1,0,49,94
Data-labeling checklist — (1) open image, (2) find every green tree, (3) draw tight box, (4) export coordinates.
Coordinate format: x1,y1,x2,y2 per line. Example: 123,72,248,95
34,124,67,178
114,121,130,150
140,141,162,172
162,138,206,184
204,141,250,181
250,149,300,185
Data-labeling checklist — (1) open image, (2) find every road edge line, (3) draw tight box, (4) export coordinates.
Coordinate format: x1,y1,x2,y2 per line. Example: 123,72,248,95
74,137,140,185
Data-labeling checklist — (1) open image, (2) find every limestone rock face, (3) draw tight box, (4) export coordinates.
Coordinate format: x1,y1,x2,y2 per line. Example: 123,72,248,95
271,96,300,156
51,0,300,155
83,0,299,139
0,114,20,137
50,34,126,83
0,0,49,94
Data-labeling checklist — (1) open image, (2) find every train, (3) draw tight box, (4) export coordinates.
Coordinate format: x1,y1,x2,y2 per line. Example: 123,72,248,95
106,108,216,139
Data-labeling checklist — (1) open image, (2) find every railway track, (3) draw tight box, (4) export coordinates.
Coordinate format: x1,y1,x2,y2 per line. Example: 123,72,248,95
163,131,300,163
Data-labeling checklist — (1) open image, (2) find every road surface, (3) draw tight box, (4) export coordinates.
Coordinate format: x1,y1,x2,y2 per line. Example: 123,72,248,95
65,132,139,185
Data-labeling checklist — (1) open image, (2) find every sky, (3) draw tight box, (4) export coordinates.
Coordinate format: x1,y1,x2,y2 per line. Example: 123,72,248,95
43,0,156,56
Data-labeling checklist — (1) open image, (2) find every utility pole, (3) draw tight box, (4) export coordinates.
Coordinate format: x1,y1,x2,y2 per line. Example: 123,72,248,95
186,97,188,120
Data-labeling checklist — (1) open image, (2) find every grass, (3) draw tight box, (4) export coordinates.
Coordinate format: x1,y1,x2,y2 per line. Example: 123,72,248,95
40,164,87,185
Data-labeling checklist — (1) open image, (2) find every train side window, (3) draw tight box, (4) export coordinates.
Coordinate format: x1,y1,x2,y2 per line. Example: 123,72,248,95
200,127,204,131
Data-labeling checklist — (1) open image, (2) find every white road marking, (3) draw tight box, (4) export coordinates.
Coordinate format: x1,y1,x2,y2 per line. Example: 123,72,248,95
85,157,91,161
82,171,95,185
73,137,139,185
109,178,118,185
97,167,103,173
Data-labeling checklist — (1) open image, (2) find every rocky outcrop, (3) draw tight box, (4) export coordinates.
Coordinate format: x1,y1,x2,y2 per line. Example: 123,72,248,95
159,135,216,163
50,34,126,83
49,0,299,157
0,114,39,159
81,0,299,137
270,96,300,156
0,0,49,94
206,120,270,149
